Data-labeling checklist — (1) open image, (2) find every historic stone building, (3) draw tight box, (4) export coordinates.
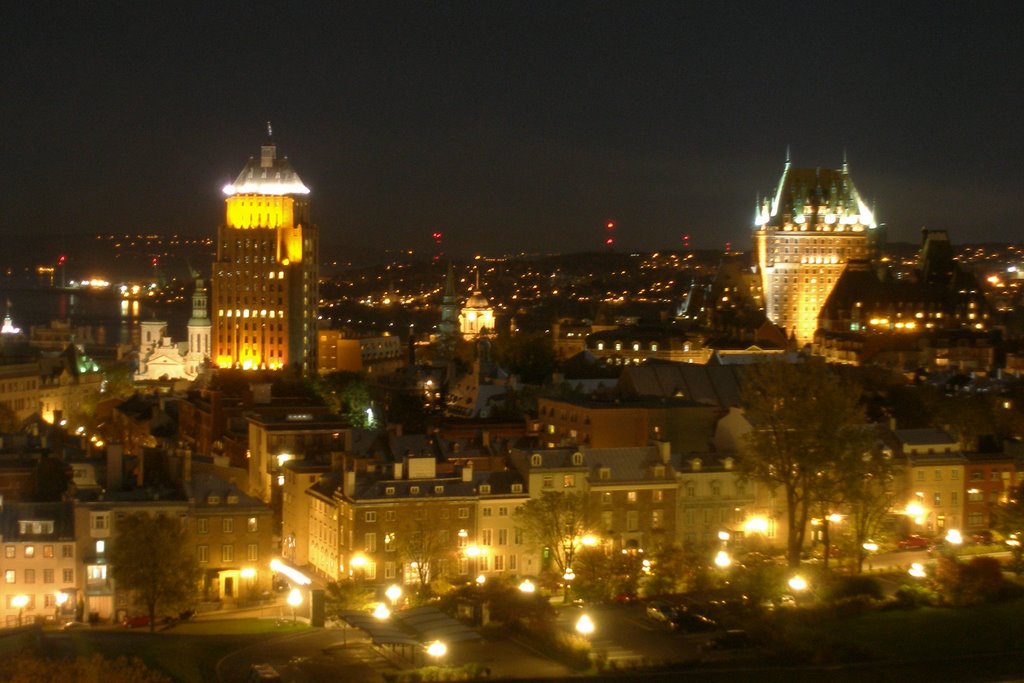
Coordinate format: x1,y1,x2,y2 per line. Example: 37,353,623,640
212,125,318,374
753,155,876,346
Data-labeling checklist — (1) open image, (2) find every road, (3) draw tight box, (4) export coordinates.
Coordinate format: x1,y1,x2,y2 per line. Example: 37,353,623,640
556,603,710,666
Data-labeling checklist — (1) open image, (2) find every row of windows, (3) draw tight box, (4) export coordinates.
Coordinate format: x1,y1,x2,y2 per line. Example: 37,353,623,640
196,543,259,564
4,544,73,559
4,568,74,584
364,508,470,522
196,517,259,534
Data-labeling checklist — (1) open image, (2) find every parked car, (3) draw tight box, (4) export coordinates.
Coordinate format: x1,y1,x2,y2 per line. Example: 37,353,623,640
670,612,718,633
122,615,151,628
897,535,930,550
247,664,282,683
702,629,755,651
645,601,679,623
61,620,90,630
972,530,995,545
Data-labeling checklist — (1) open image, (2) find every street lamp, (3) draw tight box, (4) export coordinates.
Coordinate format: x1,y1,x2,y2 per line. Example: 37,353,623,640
287,588,302,624
54,591,69,622
945,529,963,546
385,584,402,608
562,567,575,603
11,595,28,626
373,603,390,620
714,550,732,568
788,575,808,592
426,640,447,665
575,613,595,637
908,562,927,578
518,579,536,594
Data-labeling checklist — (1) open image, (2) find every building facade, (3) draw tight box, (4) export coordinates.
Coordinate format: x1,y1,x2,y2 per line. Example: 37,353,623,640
212,127,319,374
753,157,876,346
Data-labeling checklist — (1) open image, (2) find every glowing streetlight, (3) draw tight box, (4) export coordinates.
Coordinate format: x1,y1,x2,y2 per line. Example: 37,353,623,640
945,529,963,545
373,603,391,620
11,595,28,626
475,574,486,586
287,588,302,623
788,575,808,592
563,567,575,582
862,541,879,553
714,550,732,568
718,530,731,542
575,613,595,636
385,584,403,606
743,516,770,535
908,562,927,578
426,640,447,663
580,534,599,547
518,579,536,594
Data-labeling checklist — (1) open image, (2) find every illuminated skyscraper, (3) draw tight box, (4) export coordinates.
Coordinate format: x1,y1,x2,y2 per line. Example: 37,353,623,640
212,126,318,373
753,155,876,345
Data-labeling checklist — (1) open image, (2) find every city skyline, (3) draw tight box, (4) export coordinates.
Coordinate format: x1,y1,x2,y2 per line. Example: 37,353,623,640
3,3,1023,257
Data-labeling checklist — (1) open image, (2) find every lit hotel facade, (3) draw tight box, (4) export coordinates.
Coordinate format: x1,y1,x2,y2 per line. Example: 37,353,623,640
753,157,875,345
211,129,318,374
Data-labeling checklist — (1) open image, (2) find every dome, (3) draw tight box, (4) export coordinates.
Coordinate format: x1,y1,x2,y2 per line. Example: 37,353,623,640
465,291,490,309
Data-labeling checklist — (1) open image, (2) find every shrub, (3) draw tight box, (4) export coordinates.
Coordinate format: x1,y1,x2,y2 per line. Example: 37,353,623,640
891,583,936,609
825,575,885,602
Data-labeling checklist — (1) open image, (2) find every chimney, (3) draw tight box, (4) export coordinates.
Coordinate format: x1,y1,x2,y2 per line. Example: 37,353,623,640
182,448,192,484
107,443,124,491
393,461,404,480
481,430,491,448
331,451,344,472
656,440,670,465
462,461,474,482
343,468,356,497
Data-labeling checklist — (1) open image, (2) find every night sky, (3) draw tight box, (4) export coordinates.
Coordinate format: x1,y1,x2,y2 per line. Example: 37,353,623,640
3,2,1023,259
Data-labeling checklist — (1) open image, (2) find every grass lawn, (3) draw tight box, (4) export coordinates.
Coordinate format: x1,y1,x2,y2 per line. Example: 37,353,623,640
37,620,311,682
766,598,1024,665
823,601,1024,660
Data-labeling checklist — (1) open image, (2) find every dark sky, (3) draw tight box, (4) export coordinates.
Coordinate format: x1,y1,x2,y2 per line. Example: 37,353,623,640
2,2,1023,258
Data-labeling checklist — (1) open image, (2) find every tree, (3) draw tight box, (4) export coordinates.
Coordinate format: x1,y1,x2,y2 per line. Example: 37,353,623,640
324,578,376,615
390,516,456,591
843,440,898,574
313,372,371,427
513,491,589,579
108,513,201,632
739,359,870,567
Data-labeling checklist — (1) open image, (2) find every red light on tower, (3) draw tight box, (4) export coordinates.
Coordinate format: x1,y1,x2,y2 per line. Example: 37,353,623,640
604,220,616,250
682,234,690,249
431,231,443,262
151,257,158,267
57,255,66,265
724,242,731,253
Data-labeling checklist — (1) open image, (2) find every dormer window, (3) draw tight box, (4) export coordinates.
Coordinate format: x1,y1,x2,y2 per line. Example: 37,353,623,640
434,486,444,494
207,495,220,505
596,342,604,351
410,486,420,494
227,495,239,504
689,459,702,472
722,457,734,470
530,453,542,467
385,486,395,495
653,465,665,478
650,343,658,352
511,484,523,493
572,452,584,466
632,342,640,351
479,484,491,494
599,467,611,480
